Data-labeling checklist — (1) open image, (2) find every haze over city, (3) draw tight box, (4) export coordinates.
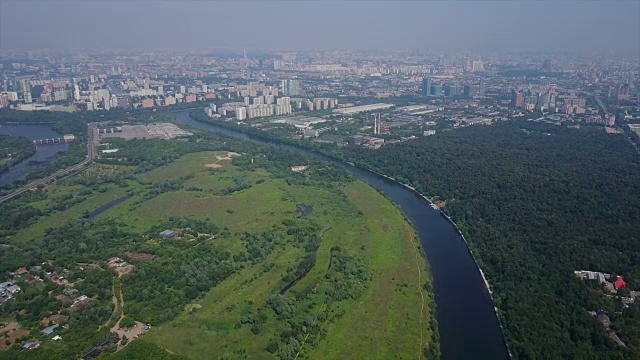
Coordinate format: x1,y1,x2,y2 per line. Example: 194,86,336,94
1,1,639,54
0,1,640,360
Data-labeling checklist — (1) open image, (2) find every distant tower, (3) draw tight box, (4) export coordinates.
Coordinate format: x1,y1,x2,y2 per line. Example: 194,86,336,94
422,78,432,96
373,114,381,135
243,49,249,79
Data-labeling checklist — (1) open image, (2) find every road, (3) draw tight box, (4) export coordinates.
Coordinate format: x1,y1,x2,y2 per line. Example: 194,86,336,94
0,123,97,204
595,95,609,116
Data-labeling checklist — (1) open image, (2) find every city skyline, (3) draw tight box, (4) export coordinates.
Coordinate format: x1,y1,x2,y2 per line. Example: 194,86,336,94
1,1,639,55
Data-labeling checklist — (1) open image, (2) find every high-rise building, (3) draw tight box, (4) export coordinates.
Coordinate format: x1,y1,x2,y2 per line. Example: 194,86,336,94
471,61,484,72
525,95,537,107
542,60,552,71
164,96,176,106
511,91,525,109
464,85,473,98
53,90,68,102
5,92,18,102
73,84,80,101
422,78,432,96
0,95,9,109
141,98,155,108
431,84,443,97
265,95,275,104
444,85,463,97
281,80,301,96
20,80,32,103
236,107,247,120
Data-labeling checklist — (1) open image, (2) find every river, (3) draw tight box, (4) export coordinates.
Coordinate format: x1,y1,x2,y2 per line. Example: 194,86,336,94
175,110,509,360
0,124,69,187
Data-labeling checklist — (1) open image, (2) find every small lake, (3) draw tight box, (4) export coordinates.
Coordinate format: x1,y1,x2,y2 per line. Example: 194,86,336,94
296,203,313,219
86,196,132,219
0,124,69,187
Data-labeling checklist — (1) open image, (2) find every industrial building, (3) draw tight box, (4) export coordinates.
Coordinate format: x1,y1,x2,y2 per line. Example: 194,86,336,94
333,103,394,115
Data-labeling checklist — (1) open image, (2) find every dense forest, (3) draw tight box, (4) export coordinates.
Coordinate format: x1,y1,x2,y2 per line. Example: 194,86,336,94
340,122,640,359
0,108,176,135
0,135,36,173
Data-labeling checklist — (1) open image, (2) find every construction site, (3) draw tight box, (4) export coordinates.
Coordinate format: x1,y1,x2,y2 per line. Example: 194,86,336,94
98,123,192,141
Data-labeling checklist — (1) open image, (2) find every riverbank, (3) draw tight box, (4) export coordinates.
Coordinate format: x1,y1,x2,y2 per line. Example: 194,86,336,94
360,169,512,359
0,134,37,174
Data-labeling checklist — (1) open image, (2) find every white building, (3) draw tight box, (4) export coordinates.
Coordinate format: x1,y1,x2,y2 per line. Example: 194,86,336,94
73,84,80,101
236,106,247,120
333,103,394,115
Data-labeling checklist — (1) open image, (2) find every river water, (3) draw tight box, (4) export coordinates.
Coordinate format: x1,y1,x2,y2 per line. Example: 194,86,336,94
175,110,509,360
0,124,69,187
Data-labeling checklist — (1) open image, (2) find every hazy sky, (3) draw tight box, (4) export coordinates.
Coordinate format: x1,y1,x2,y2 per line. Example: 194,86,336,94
1,1,639,54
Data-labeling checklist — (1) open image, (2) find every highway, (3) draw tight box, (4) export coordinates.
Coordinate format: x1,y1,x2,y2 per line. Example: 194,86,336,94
0,123,97,204
595,95,609,115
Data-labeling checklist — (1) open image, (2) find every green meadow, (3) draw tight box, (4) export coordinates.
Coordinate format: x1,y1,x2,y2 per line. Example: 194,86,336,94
2,144,436,359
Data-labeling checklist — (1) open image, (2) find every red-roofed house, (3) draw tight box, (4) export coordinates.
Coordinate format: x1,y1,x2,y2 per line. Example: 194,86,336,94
13,267,27,275
615,277,627,290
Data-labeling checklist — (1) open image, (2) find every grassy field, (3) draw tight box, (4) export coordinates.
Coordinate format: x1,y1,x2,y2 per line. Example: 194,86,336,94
138,164,436,359
3,149,436,359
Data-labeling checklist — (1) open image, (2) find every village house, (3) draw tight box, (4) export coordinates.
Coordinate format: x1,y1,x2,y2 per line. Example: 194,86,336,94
159,229,177,238
22,341,41,350
0,281,21,301
41,324,59,335
12,267,28,276
71,295,90,307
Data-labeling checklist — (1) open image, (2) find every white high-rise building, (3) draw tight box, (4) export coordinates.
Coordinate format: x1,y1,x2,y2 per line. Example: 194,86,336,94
73,84,80,101
236,106,247,120
281,80,300,96
20,80,32,103
265,95,275,104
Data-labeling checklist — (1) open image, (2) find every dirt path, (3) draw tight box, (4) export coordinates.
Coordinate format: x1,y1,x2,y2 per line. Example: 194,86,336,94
99,279,119,329
109,282,147,350
110,286,125,334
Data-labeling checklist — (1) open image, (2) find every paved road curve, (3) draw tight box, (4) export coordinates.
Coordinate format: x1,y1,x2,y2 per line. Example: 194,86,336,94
0,124,97,204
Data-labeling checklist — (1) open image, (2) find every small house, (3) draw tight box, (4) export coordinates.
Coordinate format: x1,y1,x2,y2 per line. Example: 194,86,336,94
159,230,177,238
6,285,20,295
22,342,41,350
615,277,627,290
41,324,59,335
